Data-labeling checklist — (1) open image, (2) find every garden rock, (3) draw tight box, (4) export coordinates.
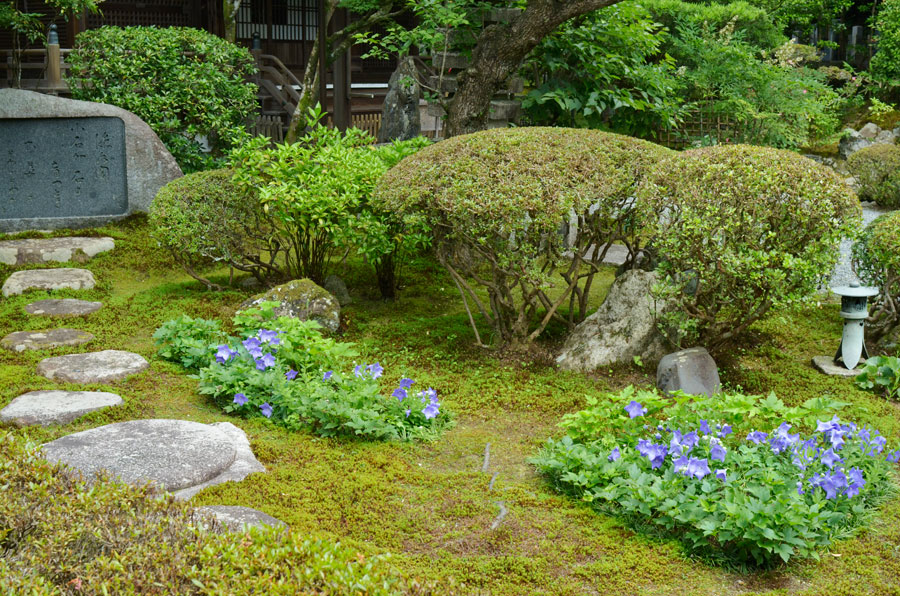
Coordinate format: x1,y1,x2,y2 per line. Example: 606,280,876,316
240,279,340,333
1,328,93,352
656,347,721,397
0,237,114,266
41,419,264,499
2,268,95,297
859,122,881,139
25,298,102,317
378,56,421,143
193,506,287,531
812,355,864,377
324,274,352,306
36,350,149,384
875,129,897,144
839,129,874,159
557,270,671,371
0,390,122,427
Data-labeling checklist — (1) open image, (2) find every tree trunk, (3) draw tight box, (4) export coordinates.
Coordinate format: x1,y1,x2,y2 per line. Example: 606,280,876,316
444,0,619,138
223,0,241,43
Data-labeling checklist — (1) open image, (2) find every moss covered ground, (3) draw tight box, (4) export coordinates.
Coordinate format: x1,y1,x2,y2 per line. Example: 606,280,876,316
2,217,900,595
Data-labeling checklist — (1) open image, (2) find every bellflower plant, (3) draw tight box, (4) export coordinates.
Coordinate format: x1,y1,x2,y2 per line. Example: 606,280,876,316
532,387,898,567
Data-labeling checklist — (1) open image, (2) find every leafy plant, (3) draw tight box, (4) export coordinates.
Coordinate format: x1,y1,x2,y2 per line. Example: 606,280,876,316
152,314,227,370
375,126,674,349
855,356,900,400
636,145,861,351
870,0,900,88
847,144,900,208
67,26,257,172
532,387,898,567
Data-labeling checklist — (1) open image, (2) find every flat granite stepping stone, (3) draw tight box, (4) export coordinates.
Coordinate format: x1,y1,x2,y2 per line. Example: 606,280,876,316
0,390,122,427
37,350,148,384
194,506,287,532
25,299,103,318
2,268,95,297
0,237,115,266
1,328,93,352
41,420,265,500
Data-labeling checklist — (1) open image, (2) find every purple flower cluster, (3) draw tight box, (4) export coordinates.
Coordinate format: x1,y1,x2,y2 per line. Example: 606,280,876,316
215,328,283,372
353,362,384,379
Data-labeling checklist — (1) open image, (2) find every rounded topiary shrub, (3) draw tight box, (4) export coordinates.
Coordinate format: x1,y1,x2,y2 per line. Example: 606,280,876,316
150,168,277,288
852,211,900,346
375,127,675,348
636,144,861,350
68,26,257,172
847,143,900,207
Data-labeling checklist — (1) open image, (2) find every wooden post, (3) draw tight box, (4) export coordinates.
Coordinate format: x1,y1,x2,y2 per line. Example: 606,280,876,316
46,24,62,90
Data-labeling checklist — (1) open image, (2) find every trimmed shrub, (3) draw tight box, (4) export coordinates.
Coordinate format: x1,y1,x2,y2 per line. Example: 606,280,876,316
67,26,257,172
852,211,900,345
149,168,280,288
531,387,899,567
847,144,900,208
375,127,674,349
870,0,900,86
0,431,435,594
636,145,860,351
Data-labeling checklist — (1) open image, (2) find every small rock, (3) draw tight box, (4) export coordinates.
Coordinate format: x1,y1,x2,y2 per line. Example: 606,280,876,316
812,355,863,377
875,129,897,144
1,328,93,352
858,122,881,139
2,268,96,297
839,129,874,160
240,279,340,334
656,347,721,397
0,390,122,426
323,275,351,306
194,506,287,531
25,299,103,317
0,237,114,266
36,350,149,384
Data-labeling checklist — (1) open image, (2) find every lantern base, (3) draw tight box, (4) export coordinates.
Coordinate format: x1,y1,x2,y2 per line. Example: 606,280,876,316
813,355,866,377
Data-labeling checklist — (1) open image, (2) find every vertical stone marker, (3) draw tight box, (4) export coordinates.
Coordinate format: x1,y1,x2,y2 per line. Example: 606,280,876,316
0,89,182,232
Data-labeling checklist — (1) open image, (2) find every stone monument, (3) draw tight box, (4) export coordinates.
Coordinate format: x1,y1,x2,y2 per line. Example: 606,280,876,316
0,89,182,232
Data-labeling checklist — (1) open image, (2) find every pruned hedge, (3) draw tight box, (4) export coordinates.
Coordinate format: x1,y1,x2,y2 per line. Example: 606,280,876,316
847,143,900,208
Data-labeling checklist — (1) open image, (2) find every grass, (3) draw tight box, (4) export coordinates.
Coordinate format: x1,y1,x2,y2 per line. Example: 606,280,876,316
2,216,900,595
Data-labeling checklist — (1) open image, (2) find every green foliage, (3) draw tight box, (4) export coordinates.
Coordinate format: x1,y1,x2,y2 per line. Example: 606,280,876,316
0,431,428,594
532,387,898,567
375,127,674,348
148,168,280,288
636,145,861,350
152,314,227,369
646,0,784,51
856,356,900,401
870,0,900,87
230,107,430,294
0,0,101,43
847,144,900,208
67,26,257,172
852,212,900,342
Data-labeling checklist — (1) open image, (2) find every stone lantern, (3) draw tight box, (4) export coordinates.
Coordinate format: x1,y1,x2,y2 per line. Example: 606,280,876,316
832,282,879,370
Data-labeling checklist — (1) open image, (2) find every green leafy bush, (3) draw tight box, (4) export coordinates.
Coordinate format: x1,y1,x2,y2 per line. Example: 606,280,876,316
156,303,449,440
856,356,900,400
149,168,281,288
636,145,860,350
0,431,434,594
531,387,899,567
847,144,900,208
870,0,900,87
375,127,674,349
67,26,257,172
230,109,429,294
852,212,900,345
646,0,784,51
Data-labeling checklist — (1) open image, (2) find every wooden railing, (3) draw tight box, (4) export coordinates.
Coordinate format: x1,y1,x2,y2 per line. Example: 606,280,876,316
0,47,71,93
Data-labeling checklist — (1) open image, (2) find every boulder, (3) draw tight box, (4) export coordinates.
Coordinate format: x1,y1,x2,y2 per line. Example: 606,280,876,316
0,89,182,232
858,122,882,139
324,274,352,306
378,57,421,143
25,298,102,317
1,390,122,426
0,237,114,266
36,350,149,384
875,129,897,144
2,268,95,297
656,347,721,397
839,128,874,160
557,270,671,371
240,279,340,333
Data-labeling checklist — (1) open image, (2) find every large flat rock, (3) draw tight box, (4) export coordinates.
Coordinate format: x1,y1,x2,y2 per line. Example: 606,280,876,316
25,298,103,317
42,420,265,499
1,328,93,352
194,506,287,532
1,390,122,426
2,268,95,297
0,237,114,266
37,350,148,384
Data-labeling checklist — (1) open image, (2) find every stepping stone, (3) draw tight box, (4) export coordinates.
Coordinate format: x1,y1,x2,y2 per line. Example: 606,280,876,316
1,328,93,352
25,299,103,318
2,268,95,297
37,350,148,384
194,506,287,532
0,237,115,266
41,420,266,500
812,355,864,378
0,390,122,427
